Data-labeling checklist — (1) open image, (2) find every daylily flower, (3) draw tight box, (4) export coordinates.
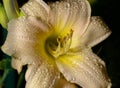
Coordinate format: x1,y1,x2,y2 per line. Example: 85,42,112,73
1,0,112,88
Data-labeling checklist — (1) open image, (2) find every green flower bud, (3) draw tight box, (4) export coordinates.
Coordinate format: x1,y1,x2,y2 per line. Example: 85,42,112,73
0,3,8,28
3,0,19,20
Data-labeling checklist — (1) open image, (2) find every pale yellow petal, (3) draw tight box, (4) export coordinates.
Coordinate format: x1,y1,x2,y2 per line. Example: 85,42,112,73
21,0,50,21
80,16,111,47
25,61,60,88
1,15,60,88
11,58,23,73
49,0,91,38
55,75,78,88
1,16,50,69
56,49,111,88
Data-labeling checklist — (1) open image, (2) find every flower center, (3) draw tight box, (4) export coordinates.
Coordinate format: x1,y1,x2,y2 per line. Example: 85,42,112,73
46,30,73,58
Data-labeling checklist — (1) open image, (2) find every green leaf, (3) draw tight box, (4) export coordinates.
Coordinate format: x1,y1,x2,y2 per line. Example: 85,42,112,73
0,59,11,70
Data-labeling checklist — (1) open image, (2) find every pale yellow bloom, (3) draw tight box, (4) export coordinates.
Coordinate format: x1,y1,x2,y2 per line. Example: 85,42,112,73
2,0,112,88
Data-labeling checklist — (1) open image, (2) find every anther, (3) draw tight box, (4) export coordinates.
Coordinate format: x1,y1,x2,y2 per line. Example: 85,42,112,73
47,29,74,58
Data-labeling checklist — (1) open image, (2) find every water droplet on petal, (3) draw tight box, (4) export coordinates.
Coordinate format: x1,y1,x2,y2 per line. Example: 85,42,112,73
66,3,70,8
71,77,75,81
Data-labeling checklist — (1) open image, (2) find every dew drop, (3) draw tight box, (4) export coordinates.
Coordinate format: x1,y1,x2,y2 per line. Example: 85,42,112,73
71,77,76,82
66,3,70,8
95,63,99,67
100,64,103,69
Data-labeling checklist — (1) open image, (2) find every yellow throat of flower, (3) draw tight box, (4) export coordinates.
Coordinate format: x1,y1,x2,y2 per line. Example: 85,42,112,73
46,29,73,58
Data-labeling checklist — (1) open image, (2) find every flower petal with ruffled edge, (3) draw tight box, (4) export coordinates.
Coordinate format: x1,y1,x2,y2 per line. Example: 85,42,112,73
21,0,50,21
2,16,50,67
1,16,60,88
25,62,60,88
56,48,112,88
49,0,91,48
80,16,111,47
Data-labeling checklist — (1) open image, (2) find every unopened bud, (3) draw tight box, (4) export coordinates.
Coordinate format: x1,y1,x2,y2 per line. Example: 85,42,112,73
3,0,19,20
0,3,8,28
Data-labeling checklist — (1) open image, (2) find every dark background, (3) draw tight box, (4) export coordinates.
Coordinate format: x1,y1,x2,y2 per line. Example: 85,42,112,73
0,0,120,88
91,0,120,88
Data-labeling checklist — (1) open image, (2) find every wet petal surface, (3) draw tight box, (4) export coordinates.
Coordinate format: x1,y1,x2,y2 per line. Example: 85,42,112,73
49,0,91,48
25,61,60,88
22,0,50,21
56,49,111,88
2,16,50,68
80,16,111,47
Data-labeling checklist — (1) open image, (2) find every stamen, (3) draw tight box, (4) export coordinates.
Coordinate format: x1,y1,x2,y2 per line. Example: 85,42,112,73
47,29,73,58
